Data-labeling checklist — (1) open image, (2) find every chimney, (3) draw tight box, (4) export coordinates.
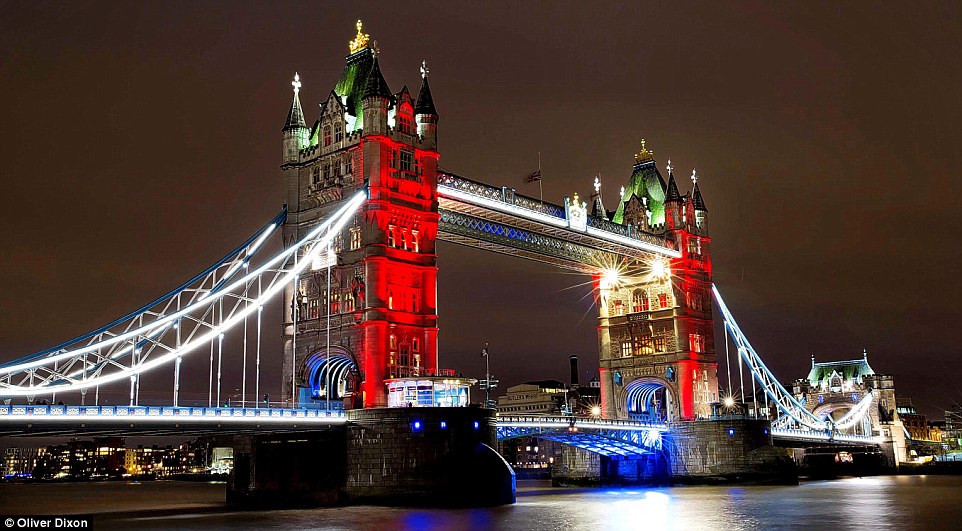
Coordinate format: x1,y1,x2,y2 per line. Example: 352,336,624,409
569,355,579,387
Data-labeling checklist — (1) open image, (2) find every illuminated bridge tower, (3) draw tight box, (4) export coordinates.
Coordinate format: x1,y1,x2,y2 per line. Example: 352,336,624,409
597,142,717,421
280,22,440,408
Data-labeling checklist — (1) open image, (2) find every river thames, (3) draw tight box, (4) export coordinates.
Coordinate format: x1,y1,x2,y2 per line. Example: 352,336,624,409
2,476,960,530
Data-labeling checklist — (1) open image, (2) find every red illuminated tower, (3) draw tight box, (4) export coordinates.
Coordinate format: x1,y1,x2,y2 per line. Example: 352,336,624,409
280,22,440,408
596,143,717,421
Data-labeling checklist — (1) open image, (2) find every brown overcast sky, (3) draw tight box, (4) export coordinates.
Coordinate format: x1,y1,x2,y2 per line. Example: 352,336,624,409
1,1,960,417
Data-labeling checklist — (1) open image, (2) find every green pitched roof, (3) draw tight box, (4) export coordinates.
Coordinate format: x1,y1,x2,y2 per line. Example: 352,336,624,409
334,47,375,119
807,357,875,386
612,159,667,226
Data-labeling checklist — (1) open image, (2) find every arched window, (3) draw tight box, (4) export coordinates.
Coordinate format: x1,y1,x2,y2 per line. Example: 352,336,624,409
387,225,396,247
334,123,343,143
330,292,340,314
631,290,648,313
323,125,332,146
411,230,420,253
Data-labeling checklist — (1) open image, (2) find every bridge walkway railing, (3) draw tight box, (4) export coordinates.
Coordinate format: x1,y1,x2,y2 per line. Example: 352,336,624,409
0,404,347,422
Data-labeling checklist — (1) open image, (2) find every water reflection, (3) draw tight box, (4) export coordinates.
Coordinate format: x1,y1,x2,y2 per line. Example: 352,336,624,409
1,476,961,530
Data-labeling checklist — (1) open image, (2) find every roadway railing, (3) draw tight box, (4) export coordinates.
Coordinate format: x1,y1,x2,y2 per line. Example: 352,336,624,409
771,427,876,444
495,414,668,431
0,404,347,424
437,173,679,257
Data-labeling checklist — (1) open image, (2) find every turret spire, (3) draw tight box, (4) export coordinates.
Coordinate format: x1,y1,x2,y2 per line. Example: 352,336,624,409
664,159,682,203
691,168,708,212
415,60,438,116
283,72,307,132
590,176,608,219
363,57,392,100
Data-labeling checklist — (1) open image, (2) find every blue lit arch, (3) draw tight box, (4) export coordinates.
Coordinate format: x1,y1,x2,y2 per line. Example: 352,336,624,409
302,347,359,400
624,377,675,423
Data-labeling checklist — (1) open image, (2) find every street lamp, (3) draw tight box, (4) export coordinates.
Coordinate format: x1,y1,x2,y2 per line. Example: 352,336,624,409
480,343,498,408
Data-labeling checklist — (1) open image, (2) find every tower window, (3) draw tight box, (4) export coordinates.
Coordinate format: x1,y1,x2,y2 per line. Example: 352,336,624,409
330,292,340,314
658,293,669,309
350,227,361,250
387,225,396,247
400,150,414,173
689,333,705,353
323,125,332,147
634,335,653,355
334,123,343,143
654,336,666,353
631,290,648,313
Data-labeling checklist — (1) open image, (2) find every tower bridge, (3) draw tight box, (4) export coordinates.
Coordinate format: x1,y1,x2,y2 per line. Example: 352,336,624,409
0,21,903,506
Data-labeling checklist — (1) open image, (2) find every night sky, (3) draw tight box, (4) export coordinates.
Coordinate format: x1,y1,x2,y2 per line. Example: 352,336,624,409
1,2,960,418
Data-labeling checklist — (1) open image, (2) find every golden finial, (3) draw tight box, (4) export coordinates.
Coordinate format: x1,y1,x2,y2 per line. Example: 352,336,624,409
349,19,370,54
634,139,654,163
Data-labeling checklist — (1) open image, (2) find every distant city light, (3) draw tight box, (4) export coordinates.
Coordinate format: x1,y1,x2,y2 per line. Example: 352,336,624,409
591,405,601,416
413,421,422,431
724,396,735,408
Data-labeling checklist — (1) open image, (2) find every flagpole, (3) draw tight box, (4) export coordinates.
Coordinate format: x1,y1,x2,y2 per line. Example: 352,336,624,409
538,151,543,204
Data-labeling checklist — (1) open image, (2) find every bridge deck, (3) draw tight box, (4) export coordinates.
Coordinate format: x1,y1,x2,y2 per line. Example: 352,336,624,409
0,405,346,437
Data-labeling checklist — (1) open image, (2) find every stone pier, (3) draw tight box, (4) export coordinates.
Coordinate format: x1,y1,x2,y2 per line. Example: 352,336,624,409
227,407,515,508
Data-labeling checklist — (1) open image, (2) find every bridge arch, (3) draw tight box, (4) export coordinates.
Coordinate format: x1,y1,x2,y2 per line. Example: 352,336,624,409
301,347,359,403
813,402,872,436
624,377,675,423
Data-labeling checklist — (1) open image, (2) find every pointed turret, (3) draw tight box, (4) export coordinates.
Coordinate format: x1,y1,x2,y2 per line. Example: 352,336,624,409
664,160,682,204
663,159,683,229
282,73,309,164
361,56,391,136
416,60,439,149
690,168,708,231
691,169,707,212
283,73,307,132
590,176,608,219
415,63,437,116
363,57,392,100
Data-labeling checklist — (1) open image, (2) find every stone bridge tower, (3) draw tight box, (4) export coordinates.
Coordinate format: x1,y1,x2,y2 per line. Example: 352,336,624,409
280,21,440,408
597,142,718,421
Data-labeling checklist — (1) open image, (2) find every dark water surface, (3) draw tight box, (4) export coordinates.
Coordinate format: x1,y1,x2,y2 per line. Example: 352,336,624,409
2,476,960,530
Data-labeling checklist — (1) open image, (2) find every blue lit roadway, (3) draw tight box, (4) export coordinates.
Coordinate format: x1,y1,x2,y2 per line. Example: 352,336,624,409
0,406,878,450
